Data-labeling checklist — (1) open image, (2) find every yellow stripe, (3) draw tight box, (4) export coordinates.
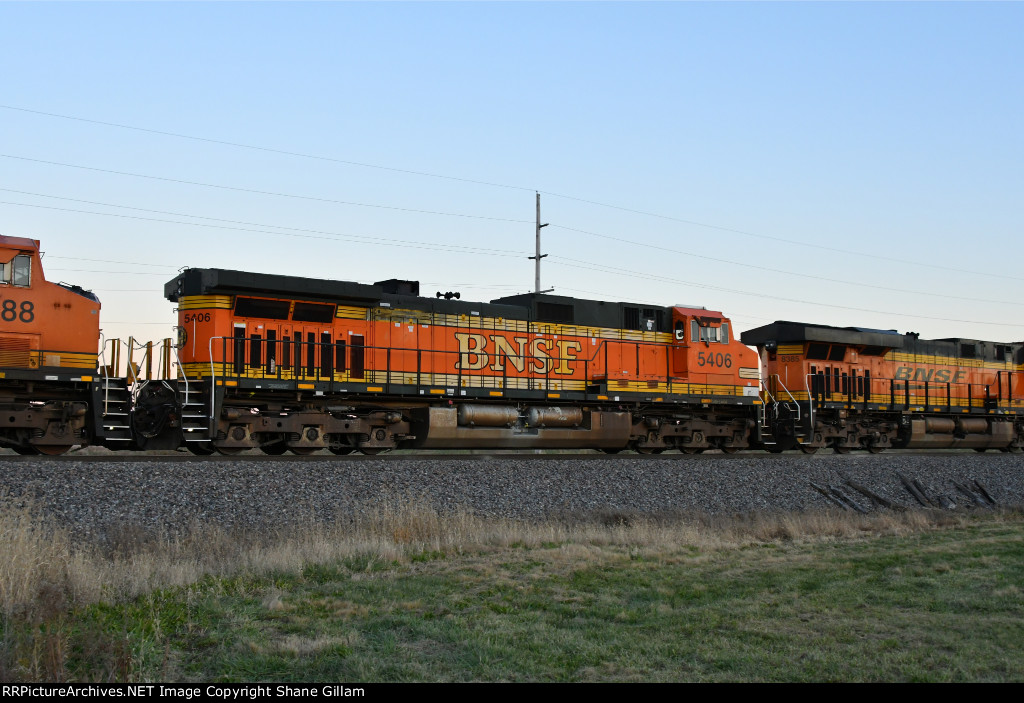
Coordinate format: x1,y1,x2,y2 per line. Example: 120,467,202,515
777,344,803,355
336,305,368,320
178,295,232,310
372,306,679,343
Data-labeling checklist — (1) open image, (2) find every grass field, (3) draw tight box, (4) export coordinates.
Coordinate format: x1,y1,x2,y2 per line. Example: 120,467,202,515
2,497,1022,682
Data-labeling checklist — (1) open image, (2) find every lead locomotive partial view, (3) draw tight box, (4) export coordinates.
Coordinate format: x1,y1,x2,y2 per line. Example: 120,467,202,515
0,233,1021,455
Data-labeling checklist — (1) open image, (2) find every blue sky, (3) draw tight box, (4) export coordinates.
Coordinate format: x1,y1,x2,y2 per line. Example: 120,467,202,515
2,1,1022,346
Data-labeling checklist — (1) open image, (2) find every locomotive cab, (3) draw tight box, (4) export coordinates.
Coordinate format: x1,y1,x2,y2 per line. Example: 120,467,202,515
0,235,101,454
670,306,759,393
0,235,100,372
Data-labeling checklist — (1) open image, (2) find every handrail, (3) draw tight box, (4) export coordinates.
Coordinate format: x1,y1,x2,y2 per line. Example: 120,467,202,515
199,335,746,394
98,333,109,415
169,336,189,402
770,374,801,424
208,336,227,433
758,379,779,428
803,373,814,431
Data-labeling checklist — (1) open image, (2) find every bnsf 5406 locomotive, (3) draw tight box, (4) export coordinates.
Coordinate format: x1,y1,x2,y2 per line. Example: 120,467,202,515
165,267,761,455
0,233,1021,455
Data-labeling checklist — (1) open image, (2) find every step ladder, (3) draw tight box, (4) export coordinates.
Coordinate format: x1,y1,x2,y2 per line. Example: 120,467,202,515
179,379,213,450
97,377,134,446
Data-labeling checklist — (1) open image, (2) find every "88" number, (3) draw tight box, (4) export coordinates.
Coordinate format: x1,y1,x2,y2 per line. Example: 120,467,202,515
1,299,35,323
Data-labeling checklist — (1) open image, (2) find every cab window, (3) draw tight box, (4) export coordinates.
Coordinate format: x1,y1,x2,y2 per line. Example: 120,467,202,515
698,325,720,343
11,255,31,287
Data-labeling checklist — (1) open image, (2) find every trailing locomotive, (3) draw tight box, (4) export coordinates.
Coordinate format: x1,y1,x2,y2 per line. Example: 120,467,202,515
741,322,1024,453
0,233,1021,455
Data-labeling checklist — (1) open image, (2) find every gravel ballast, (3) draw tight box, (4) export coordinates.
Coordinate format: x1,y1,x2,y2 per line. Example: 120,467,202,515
1,453,1022,543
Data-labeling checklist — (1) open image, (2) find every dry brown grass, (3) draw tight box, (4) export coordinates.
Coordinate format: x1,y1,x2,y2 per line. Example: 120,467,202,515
0,495,996,621
0,491,1017,681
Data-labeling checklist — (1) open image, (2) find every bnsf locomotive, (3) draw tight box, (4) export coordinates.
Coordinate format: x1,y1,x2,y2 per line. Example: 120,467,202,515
0,233,1021,455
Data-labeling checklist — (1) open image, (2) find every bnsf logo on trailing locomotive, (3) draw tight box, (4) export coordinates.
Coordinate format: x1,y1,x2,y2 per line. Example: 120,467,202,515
454,333,583,374
893,367,967,383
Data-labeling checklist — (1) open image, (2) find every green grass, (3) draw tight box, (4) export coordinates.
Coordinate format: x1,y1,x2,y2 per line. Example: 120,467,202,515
15,512,1020,682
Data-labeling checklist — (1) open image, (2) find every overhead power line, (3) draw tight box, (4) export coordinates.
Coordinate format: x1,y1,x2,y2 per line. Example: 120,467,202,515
3,104,1013,281
0,104,534,193
0,154,531,224
5,187,1017,309
548,223,1024,304
549,256,1024,330
0,198,529,258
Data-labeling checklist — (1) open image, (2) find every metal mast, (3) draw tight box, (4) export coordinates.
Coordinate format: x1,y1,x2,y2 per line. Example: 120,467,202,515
530,192,549,293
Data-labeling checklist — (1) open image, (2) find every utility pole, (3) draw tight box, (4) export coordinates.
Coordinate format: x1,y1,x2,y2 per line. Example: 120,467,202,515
530,192,550,293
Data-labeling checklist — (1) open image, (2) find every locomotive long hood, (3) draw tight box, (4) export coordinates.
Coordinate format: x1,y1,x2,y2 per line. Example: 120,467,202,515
166,268,401,304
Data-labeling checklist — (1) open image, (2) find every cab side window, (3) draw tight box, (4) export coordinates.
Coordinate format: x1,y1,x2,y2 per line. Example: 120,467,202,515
12,255,31,287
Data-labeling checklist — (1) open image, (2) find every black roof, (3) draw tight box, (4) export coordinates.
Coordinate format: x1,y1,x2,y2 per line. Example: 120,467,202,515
741,320,1023,363
166,269,674,331
741,321,906,350
165,268,527,320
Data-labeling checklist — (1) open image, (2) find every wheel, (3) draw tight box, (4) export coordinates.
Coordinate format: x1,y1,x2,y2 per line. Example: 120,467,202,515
35,445,73,456
215,446,245,456
601,448,623,454
260,443,288,455
681,448,704,455
720,446,740,455
12,445,40,455
766,446,785,454
187,443,216,456
359,448,384,456
289,447,319,456
833,446,852,455
798,445,819,455
974,448,988,453
867,445,886,454
329,447,355,455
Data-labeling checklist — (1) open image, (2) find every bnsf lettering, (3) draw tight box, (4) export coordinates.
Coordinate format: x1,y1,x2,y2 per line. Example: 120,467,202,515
454,333,582,375
893,367,966,383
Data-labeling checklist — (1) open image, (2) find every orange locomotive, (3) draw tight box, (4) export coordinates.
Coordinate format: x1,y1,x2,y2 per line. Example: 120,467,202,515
165,268,762,455
0,235,101,453
741,321,1024,452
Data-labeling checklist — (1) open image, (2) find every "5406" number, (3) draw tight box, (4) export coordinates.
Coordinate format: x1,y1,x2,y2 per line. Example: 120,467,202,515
697,351,732,368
